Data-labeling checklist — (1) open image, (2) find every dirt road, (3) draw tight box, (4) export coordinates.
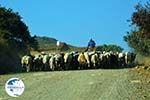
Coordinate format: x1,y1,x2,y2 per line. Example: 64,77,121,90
0,68,149,100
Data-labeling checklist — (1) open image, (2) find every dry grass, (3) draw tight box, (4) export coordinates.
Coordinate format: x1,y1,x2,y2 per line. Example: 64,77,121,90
143,57,150,66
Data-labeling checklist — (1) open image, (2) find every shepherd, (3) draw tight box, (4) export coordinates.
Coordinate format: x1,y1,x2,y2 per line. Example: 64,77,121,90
85,38,96,52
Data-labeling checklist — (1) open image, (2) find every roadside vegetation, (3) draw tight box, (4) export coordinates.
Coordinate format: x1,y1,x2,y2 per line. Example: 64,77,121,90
0,6,38,74
124,2,150,56
124,1,150,71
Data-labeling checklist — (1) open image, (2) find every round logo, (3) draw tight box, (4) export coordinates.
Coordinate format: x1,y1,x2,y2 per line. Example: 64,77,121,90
5,78,25,97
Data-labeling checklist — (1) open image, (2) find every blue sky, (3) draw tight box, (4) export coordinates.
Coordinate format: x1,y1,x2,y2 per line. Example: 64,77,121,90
0,0,148,51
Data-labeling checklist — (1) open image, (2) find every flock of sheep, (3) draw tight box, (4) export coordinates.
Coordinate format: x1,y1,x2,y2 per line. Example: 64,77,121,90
21,51,136,72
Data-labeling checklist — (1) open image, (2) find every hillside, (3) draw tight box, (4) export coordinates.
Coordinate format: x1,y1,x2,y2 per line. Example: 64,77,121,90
35,36,84,51
35,36,58,50
35,36,124,52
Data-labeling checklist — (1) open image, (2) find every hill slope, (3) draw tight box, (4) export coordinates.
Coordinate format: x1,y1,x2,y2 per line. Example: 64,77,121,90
35,36,58,50
35,36,124,52
35,36,85,51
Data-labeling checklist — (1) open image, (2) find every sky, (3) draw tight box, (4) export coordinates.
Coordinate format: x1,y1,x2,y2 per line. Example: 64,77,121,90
0,0,148,51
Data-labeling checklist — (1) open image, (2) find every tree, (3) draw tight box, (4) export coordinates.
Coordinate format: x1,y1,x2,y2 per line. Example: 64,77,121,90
124,2,150,55
0,6,38,49
96,44,123,52
0,6,38,74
